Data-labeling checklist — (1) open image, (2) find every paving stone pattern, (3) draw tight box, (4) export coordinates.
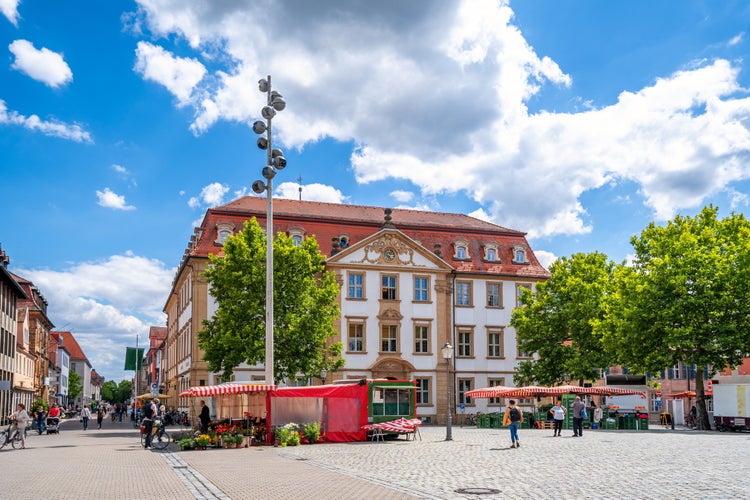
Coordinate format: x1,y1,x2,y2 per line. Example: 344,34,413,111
2,417,748,499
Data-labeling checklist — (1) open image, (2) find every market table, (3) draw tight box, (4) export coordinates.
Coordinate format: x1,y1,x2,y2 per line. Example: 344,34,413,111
362,418,422,441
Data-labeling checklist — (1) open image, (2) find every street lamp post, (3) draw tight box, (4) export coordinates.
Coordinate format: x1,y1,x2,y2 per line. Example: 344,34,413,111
441,342,454,441
251,75,287,386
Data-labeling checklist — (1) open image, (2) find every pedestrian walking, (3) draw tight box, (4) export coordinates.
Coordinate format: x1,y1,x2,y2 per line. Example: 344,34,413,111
96,406,105,429
8,403,29,448
35,405,45,434
549,399,566,437
199,400,211,434
81,405,91,430
572,396,585,437
142,398,158,449
502,399,524,448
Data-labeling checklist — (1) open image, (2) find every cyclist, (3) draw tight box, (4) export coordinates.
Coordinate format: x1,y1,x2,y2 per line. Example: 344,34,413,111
8,403,29,449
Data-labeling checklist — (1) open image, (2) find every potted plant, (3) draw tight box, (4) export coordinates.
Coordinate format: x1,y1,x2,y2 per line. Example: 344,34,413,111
302,422,321,444
195,434,211,449
178,438,197,451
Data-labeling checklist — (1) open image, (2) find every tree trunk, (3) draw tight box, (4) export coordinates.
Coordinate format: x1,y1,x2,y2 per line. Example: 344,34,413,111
694,367,710,430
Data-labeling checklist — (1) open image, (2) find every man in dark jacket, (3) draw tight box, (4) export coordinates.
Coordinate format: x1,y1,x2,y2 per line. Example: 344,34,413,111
199,400,210,434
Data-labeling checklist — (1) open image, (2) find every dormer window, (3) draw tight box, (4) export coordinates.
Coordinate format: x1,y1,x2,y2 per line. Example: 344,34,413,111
513,245,527,263
289,227,305,246
454,240,470,260
215,223,235,245
484,244,499,262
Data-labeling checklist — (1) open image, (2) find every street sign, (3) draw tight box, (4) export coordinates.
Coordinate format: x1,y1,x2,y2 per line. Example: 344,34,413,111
151,382,158,390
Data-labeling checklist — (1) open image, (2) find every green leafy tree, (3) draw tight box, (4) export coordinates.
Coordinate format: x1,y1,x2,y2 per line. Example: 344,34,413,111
510,252,618,385
68,370,83,403
101,380,118,403
601,206,750,429
198,218,344,381
117,380,132,403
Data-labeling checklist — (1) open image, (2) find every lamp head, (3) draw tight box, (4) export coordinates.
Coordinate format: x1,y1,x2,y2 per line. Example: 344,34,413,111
273,156,286,169
261,106,276,120
256,137,268,150
271,148,284,158
252,180,266,194
272,97,286,111
252,120,266,134
258,78,269,93
441,342,453,359
262,165,276,180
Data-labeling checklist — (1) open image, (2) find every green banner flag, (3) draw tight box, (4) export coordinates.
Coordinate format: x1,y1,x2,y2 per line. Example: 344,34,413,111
124,347,144,371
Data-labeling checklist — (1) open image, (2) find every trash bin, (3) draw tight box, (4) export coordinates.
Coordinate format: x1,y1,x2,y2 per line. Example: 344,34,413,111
489,413,501,428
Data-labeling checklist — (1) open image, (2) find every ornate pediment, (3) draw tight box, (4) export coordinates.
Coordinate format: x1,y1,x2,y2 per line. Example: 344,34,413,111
378,308,403,321
355,233,425,266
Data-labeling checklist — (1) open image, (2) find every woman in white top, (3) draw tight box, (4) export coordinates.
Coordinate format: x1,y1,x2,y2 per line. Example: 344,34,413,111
549,400,566,437
9,403,29,448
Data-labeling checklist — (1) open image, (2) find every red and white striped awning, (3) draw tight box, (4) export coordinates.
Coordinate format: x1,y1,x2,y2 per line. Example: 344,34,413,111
179,383,277,398
466,384,647,399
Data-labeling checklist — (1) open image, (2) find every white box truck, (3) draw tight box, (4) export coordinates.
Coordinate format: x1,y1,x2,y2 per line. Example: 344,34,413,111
712,383,750,432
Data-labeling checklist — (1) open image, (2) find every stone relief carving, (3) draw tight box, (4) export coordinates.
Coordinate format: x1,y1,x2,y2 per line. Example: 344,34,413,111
353,233,426,266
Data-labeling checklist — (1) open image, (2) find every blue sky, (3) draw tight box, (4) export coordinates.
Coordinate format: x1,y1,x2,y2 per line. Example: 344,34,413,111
1,0,749,382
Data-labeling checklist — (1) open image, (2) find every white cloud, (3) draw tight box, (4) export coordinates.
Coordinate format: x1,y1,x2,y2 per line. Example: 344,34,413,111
533,250,557,271
275,181,347,204
134,41,206,106
188,182,229,208
0,0,20,25
728,32,744,47
17,252,174,380
96,187,136,210
9,39,73,88
132,0,750,238
113,164,128,174
0,99,92,142
390,190,414,203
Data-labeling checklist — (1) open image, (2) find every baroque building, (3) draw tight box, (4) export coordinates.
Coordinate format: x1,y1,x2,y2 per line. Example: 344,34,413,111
164,197,549,423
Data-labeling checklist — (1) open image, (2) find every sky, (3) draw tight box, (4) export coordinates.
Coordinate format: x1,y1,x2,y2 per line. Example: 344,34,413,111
1,0,749,383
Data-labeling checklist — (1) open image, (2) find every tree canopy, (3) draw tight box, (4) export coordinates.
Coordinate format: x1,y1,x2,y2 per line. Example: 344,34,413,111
68,370,82,402
198,218,344,382
510,252,618,385
601,206,750,428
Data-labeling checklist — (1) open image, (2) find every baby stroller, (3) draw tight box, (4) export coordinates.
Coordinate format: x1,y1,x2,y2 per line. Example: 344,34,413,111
46,416,60,434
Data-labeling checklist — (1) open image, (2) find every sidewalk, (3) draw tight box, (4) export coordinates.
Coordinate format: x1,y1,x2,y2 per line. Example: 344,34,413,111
0,416,417,500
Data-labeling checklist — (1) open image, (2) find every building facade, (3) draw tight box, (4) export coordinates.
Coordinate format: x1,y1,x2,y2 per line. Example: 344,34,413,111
60,332,92,407
163,198,549,422
12,272,54,405
0,247,27,423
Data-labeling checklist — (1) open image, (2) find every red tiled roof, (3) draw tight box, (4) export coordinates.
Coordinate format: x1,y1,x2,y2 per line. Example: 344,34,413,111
58,331,90,365
179,196,549,280
149,326,167,349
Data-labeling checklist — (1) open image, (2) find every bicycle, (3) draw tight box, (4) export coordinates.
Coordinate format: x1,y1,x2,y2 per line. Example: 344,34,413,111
0,421,26,450
141,420,170,450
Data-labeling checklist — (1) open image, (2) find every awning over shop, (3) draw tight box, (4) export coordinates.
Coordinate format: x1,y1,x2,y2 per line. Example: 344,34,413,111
179,383,277,397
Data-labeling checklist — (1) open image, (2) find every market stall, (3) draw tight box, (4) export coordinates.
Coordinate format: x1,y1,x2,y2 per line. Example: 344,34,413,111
179,383,276,435
267,379,417,443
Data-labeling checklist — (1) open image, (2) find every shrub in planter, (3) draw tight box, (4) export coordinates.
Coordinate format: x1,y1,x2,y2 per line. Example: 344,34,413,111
302,422,321,443
274,423,301,447
179,438,197,450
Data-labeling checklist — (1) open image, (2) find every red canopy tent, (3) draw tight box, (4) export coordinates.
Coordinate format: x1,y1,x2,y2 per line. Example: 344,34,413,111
179,383,277,424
